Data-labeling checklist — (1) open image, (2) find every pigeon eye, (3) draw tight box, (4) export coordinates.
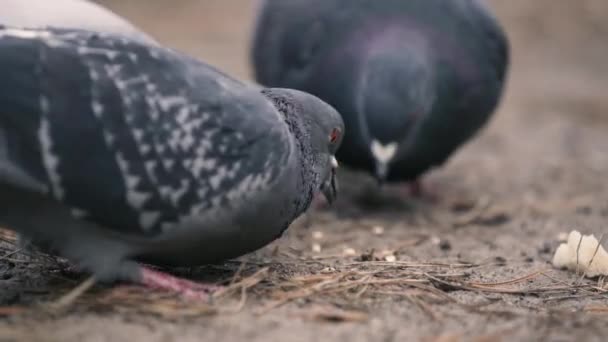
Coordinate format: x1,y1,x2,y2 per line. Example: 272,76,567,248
329,128,341,143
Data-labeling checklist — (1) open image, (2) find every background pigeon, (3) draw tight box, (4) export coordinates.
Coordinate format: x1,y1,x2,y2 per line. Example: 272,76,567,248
251,0,509,191
0,0,156,44
0,26,343,298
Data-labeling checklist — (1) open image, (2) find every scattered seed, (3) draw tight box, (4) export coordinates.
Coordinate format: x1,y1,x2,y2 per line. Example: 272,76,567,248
384,254,397,262
312,243,322,253
343,248,357,257
372,226,385,235
431,236,441,245
320,267,336,273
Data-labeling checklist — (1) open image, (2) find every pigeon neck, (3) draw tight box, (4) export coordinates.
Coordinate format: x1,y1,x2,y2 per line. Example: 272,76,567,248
358,43,436,145
261,89,319,213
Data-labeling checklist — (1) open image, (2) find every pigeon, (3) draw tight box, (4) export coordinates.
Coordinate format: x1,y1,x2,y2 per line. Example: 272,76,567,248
0,26,343,298
251,0,509,191
0,0,156,44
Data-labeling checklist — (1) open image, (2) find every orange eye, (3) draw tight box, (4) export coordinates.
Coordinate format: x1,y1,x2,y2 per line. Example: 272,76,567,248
329,128,341,143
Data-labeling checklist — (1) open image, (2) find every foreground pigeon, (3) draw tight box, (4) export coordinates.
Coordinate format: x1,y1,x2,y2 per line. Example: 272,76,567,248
0,0,156,44
252,0,509,191
0,26,343,298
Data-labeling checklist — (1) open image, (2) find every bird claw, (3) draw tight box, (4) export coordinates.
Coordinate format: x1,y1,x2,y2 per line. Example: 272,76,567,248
311,194,330,210
405,180,439,202
139,266,221,301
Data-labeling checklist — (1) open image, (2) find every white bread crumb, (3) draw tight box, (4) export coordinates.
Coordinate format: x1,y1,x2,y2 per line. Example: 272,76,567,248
552,230,608,278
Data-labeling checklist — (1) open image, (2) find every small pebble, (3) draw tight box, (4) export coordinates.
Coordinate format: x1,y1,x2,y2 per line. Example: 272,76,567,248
494,256,507,264
320,267,336,273
539,241,552,254
430,236,441,245
359,250,375,262
343,248,357,257
312,243,322,253
384,254,397,262
439,240,452,251
312,231,324,240
372,226,385,235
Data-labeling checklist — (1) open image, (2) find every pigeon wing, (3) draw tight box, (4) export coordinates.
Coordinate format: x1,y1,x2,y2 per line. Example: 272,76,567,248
0,27,294,237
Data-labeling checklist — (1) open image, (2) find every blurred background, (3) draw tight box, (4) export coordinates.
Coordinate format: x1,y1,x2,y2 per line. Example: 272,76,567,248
93,0,607,88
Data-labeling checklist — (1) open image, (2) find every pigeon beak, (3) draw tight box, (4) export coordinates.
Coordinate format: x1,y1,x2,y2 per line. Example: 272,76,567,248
370,140,397,186
321,156,339,204
374,161,389,185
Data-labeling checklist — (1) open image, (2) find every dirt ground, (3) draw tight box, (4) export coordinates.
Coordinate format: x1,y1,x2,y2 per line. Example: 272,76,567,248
1,1,608,341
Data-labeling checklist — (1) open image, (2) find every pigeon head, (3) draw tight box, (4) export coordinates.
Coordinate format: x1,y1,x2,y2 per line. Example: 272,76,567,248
262,88,344,203
358,37,436,183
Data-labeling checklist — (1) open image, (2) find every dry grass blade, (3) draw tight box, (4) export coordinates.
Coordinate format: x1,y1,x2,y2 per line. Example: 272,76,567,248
469,270,543,287
427,273,571,295
539,272,602,295
575,233,584,276
580,233,607,281
142,299,217,318
47,276,96,310
258,273,355,314
344,260,478,268
585,305,608,313
543,293,605,302
408,294,441,320
0,248,24,261
213,267,269,300
228,261,248,286
305,305,369,323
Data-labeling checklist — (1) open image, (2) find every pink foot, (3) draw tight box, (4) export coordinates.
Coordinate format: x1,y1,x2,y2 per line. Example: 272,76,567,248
311,193,330,210
404,179,439,202
139,266,221,301
408,179,424,197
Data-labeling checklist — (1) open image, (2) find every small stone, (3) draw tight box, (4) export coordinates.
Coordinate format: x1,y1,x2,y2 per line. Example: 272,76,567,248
312,243,322,253
312,231,324,240
343,248,356,257
439,240,452,251
359,249,375,262
320,267,336,273
430,236,441,245
372,226,385,235
494,256,507,264
384,254,397,262
539,241,552,254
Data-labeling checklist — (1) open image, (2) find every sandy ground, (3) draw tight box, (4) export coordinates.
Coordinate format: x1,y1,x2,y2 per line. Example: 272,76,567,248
1,1,608,341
